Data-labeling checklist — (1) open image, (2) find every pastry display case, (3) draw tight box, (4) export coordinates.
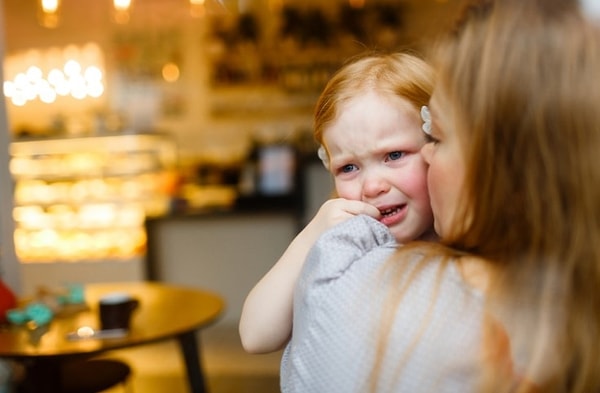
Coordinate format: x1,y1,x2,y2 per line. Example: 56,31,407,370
9,133,177,264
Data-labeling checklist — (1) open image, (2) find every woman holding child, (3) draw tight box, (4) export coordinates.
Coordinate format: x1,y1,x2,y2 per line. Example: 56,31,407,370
243,0,600,391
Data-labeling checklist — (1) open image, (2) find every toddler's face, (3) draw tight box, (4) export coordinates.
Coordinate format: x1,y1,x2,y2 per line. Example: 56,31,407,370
323,91,434,243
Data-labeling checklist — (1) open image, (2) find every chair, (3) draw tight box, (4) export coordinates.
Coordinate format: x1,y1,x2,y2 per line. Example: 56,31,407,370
60,359,132,393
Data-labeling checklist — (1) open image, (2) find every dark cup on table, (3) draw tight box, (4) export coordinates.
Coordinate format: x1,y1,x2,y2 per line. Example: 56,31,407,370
98,292,140,331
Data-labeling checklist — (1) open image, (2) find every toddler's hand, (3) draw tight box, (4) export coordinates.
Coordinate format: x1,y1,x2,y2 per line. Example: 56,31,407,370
308,198,381,235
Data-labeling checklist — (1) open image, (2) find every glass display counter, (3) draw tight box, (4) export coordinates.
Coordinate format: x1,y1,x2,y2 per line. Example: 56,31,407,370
9,133,177,264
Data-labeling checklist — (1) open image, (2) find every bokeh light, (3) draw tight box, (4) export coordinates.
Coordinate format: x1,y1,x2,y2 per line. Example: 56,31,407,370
3,42,105,106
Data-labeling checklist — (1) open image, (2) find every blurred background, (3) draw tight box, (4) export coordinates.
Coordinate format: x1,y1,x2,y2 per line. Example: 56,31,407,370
0,1,464,391
1,0,463,296
4,0,462,160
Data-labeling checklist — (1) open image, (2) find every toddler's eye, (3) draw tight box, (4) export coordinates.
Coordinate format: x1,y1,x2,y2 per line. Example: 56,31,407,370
340,164,358,173
387,151,406,161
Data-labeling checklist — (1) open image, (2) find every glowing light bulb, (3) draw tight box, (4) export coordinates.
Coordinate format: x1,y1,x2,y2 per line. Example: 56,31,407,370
41,0,59,13
113,0,132,11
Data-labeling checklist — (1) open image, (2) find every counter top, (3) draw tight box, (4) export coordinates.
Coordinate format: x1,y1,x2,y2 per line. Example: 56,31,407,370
147,193,304,221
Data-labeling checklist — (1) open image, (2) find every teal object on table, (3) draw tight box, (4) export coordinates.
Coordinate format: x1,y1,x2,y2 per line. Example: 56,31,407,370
5,309,28,325
67,283,85,304
57,283,86,305
25,302,54,326
5,302,54,326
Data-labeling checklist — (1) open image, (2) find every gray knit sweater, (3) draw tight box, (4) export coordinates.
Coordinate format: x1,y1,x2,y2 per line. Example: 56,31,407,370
281,215,484,393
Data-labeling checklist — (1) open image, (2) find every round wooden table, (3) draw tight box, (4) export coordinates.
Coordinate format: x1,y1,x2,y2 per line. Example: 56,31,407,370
0,281,225,393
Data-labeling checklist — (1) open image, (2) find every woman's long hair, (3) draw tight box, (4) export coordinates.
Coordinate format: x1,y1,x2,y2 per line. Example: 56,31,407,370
433,0,600,390
377,0,600,391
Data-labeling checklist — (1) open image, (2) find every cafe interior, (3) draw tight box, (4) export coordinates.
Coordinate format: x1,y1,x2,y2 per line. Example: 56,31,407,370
0,0,464,391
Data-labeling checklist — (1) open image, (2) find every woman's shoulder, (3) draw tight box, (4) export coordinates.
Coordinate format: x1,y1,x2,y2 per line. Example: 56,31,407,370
455,256,492,293
388,243,490,297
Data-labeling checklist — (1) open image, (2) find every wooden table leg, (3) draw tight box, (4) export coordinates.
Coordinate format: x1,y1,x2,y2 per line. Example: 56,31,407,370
177,330,208,393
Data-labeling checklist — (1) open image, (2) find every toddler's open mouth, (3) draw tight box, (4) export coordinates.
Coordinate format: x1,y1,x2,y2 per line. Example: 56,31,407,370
378,204,408,226
380,205,405,218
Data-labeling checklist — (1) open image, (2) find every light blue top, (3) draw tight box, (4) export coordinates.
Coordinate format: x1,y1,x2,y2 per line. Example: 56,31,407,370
281,215,484,393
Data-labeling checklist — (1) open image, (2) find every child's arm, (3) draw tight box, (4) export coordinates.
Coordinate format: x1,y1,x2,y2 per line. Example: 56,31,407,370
239,198,381,354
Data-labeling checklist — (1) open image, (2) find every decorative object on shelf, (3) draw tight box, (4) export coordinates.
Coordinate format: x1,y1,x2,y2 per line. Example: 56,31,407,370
207,2,408,89
111,28,182,80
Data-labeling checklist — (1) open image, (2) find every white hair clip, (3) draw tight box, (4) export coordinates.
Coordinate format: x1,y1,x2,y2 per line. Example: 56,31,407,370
317,145,330,170
580,0,600,22
421,105,432,135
